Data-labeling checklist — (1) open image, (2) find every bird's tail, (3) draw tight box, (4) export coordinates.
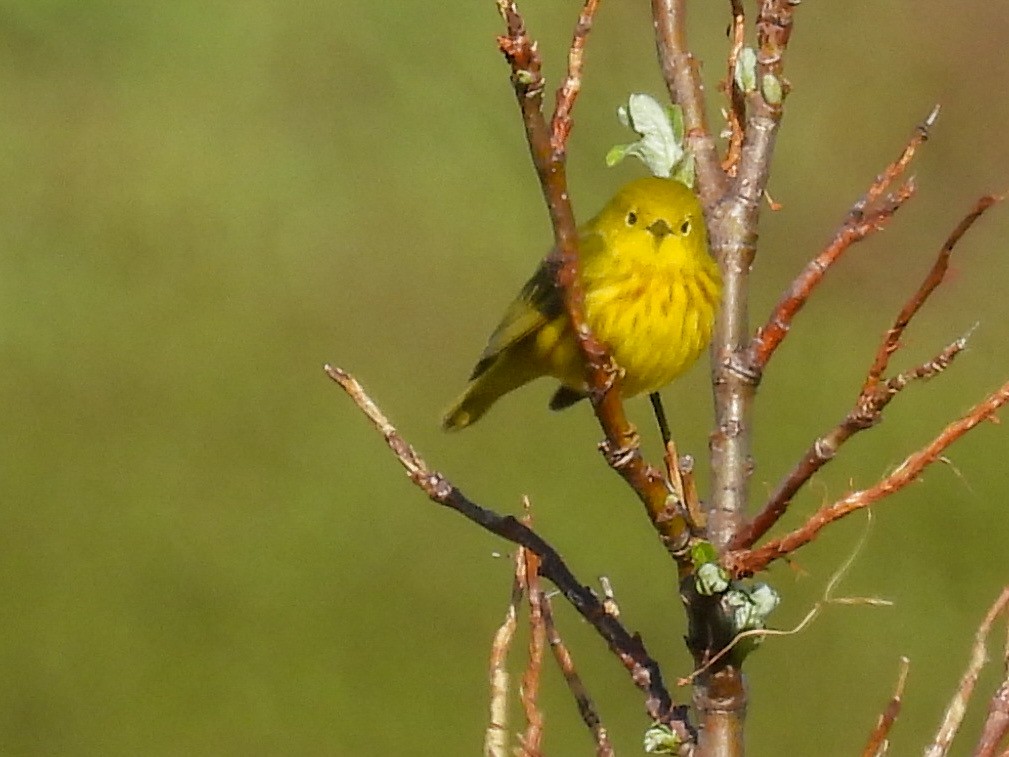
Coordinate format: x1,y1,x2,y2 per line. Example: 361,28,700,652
441,355,538,431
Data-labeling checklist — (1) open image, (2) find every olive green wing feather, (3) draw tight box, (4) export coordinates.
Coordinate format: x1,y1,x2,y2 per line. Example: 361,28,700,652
469,257,564,380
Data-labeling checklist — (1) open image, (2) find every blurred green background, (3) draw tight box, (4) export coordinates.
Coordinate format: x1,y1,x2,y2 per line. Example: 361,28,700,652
2,1,1008,754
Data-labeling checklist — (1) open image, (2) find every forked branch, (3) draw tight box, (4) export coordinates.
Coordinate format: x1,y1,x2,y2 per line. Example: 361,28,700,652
726,378,1009,575
748,106,940,372
733,193,1001,550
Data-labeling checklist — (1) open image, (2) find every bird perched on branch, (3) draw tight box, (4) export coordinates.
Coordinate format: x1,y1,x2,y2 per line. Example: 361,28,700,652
442,176,721,431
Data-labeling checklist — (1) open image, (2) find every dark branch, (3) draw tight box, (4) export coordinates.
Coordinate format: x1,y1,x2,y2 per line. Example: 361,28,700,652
326,365,693,739
539,591,614,756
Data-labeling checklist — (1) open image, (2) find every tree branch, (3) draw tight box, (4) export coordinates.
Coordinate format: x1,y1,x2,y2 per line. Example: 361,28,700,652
860,657,909,757
925,587,1009,757
326,365,693,740
486,548,526,757
520,546,546,757
725,378,1009,575
748,106,940,372
863,194,1001,393
732,193,999,550
539,590,614,756
651,0,727,205
497,0,696,561
721,0,747,176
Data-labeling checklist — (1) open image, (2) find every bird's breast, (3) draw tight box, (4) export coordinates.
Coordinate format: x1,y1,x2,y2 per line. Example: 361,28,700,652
582,259,719,396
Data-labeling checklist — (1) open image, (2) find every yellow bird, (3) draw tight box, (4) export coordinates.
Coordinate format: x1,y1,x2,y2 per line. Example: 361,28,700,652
442,176,721,431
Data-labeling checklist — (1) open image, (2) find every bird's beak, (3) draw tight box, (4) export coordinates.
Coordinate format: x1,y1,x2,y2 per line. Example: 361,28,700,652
646,219,674,239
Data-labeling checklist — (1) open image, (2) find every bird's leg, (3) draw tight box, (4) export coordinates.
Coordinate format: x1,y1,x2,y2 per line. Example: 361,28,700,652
649,392,672,447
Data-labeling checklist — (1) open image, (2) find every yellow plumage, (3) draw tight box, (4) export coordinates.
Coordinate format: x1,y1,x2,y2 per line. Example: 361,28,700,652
442,176,722,430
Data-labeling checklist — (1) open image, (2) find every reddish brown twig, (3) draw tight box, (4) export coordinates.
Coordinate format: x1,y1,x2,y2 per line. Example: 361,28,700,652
326,365,693,740
550,0,601,155
540,592,614,757
497,0,697,561
721,0,746,176
733,331,971,550
976,599,1009,757
486,549,526,757
725,378,1009,575
864,194,1002,392
749,106,940,371
733,193,999,550
519,547,546,757
925,587,1009,757
977,681,1009,757
651,0,727,205
861,657,910,757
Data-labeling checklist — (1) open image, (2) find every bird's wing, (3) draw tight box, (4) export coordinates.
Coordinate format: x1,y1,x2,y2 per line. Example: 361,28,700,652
469,256,564,380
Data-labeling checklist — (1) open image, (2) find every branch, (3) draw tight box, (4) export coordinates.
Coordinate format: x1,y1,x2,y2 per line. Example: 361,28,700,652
550,0,601,155
860,657,909,757
725,378,1009,575
540,590,615,757
701,1,800,556
731,0,798,203
497,0,695,560
326,365,693,740
651,0,727,205
748,106,940,371
732,192,999,549
977,681,1009,757
486,548,526,757
520,547,546,757
863,194,1001,392
925,587,1009,757
720,0,747,176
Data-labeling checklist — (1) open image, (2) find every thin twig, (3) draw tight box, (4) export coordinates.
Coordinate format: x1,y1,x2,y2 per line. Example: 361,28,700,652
551,0,601,156
326,365,693,740
651,0,727,205
864,194,1002,393
726,378,1009,575
861,657,910,757
520,547,546,757
733,327,973,550
925,587,1009,757
540,593,615,757
486,549,526,757
749,106,940,371
721,0,746,175
734,192,999,550
977,681,1009,757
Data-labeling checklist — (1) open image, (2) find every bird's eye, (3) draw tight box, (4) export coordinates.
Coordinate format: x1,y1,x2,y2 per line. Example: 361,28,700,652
626,211,638,226
680,219,692,235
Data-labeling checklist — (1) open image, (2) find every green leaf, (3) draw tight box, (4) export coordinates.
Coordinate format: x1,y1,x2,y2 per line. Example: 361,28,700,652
607,93,690,183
